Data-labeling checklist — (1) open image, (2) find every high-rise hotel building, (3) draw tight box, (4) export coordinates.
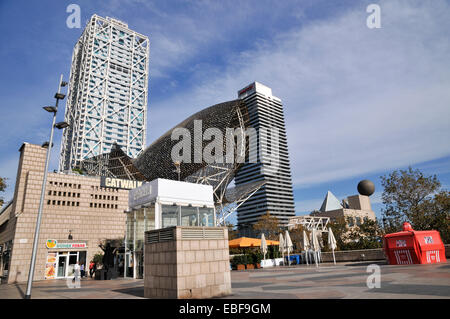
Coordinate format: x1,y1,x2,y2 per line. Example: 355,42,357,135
59,15,149,171
235,82,295,230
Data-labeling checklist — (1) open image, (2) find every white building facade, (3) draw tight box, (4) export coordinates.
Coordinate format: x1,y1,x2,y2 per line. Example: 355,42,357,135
126,179,216,278
59,15,149,171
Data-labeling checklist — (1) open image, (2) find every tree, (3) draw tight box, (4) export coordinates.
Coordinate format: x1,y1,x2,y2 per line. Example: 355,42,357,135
252,212,281,240
346,219,383,250
328,217,349,250
225,222,238,240
381,167,450,243
0,177,6,207
289,224,308,252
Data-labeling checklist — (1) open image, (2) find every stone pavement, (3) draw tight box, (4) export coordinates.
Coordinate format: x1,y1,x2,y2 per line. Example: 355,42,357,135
0,261,449,299
225,261,450,299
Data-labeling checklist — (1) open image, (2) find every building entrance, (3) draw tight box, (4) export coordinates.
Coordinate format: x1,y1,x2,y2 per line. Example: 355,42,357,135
49,251,87,279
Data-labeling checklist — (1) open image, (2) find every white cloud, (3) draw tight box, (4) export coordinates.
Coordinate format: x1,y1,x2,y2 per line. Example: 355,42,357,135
146,0,450,189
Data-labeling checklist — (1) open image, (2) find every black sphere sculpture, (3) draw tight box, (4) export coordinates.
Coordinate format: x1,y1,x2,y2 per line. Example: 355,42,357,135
357,180,375,196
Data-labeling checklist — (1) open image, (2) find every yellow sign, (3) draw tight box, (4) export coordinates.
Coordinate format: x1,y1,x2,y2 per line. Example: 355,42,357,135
46,239,57,249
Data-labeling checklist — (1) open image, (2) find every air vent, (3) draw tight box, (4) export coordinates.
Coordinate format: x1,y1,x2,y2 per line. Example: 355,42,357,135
181,228,224,240
145,228,175,244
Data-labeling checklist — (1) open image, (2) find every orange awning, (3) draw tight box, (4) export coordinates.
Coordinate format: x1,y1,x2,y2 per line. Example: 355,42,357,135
228,237,279,248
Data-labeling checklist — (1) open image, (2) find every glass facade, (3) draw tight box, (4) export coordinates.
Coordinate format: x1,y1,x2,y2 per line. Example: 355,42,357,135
125,202,214,278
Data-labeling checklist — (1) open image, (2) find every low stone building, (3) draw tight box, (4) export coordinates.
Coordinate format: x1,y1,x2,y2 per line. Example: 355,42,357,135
0,143,129,283
309,191,376,226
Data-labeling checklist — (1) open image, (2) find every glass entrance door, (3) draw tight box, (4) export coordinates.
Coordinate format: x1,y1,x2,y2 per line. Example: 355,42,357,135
57,255,67,278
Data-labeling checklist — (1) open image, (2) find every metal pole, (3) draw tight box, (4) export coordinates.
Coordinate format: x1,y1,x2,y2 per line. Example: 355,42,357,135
25,74,63,299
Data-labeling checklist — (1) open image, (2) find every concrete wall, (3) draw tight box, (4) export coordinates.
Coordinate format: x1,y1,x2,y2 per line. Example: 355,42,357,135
320,244,450,263
144,226,231,299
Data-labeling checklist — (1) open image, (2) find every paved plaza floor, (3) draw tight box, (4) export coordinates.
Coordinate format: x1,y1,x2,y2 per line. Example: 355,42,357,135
0,261,449,299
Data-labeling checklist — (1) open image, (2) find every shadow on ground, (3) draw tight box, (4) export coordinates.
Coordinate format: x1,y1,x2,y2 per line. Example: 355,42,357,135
343,261,387,267
112,286,145,298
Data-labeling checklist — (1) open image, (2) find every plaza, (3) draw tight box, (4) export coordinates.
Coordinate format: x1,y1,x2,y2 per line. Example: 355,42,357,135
0,261,449,299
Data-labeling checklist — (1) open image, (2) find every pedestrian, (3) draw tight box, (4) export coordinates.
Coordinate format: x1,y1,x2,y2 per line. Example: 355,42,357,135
73,261,80,283
80,262,85,278
89,260,95,278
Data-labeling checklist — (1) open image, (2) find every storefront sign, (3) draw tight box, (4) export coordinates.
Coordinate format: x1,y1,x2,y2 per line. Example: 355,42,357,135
46,239,87,249
100,176,145,190
129,182,153,208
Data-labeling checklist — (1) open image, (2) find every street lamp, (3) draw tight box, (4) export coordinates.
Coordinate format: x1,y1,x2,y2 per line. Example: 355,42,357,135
25,74,69,299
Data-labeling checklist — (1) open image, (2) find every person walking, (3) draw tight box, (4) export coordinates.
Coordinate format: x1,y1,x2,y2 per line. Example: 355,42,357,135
73,261,80,283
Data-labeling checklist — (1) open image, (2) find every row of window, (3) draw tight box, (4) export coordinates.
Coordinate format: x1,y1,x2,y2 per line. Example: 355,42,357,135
90,202,118,209
90,186,119,192
47,200,80,207
48,191,81,198
90,194,119,201
49,181,81,189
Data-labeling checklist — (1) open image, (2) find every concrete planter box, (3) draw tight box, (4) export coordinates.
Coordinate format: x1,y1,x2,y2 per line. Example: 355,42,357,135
261,258,284,268
246,264,255,270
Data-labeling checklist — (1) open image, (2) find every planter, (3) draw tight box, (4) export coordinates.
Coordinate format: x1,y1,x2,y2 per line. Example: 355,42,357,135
236,264,245,271
260,259,275,268
255,263,261,269
246,264,255,270
274,258,284,266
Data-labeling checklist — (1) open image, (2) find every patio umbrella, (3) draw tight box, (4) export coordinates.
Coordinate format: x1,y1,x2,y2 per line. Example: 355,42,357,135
260,233,268,261
311,228,320,267
303,230,310,265
279,233,285,265
328,227,337,265
284,230,293,266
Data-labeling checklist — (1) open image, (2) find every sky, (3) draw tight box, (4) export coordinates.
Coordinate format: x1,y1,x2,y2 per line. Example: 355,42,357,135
0,0,449,223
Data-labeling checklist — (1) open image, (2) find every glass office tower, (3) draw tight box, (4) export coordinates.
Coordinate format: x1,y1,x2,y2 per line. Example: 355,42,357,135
235,82,295,233
59,15,149,171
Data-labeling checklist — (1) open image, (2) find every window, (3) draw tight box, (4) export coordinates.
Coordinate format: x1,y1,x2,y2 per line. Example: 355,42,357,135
199,207,214,227
181,206,198,227
161,205,178,228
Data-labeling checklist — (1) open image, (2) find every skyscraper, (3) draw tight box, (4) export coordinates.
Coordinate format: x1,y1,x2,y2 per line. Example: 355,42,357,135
59,15,149,171
235,82,295,232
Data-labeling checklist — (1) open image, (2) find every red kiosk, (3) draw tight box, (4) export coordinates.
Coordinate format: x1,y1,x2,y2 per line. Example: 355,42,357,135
384,222,446,265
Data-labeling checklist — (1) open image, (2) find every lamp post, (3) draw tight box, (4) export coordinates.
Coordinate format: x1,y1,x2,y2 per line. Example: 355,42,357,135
25,74,69,299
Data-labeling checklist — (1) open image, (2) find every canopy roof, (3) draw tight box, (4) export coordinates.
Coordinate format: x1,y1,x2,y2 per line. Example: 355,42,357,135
228,237,279,248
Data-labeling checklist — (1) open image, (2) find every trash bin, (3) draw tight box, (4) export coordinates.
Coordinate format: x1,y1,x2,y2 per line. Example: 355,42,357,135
384,222,446,265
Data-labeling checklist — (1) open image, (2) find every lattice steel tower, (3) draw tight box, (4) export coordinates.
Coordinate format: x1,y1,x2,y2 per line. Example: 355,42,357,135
235,82,295,231
59,15,149,171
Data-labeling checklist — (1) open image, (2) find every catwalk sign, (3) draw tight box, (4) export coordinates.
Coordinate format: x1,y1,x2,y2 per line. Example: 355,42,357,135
100,176,145,190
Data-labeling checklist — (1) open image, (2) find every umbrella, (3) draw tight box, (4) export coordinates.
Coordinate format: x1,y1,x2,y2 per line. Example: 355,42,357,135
328,227,337,265
279,233,285,265
311,228,320,267
284,230,293,266
260,233,268,261
303,230,310,265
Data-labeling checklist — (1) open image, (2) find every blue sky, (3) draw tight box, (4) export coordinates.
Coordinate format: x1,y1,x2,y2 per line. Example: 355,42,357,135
1,0,449,223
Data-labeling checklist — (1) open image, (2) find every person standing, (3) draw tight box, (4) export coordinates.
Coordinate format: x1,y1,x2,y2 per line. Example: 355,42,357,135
80,262,85,278
89,260,95,278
